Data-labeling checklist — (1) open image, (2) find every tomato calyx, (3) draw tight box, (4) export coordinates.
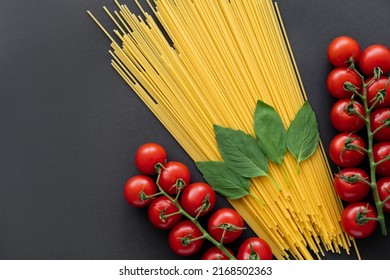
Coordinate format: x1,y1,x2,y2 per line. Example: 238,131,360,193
139,189,160,202
341,135,367,159
337,170,370,186
343,81,360,93
194,194,212,219
159,207,181,222
180,233,205,247
173,178,186,195
355,205,378,225
372,89,387,106
212,223,246,244
344,101,357,115
248,243,260,260
373,67,384,80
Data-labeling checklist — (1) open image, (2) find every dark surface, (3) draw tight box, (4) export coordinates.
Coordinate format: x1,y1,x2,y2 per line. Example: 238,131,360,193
1,0,389,260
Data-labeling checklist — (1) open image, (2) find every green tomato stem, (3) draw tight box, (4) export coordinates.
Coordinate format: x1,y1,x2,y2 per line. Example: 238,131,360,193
353,73,387,236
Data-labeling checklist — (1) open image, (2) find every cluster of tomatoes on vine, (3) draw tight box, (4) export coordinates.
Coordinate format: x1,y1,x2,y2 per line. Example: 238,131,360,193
327,36,390,238
123,143,273,260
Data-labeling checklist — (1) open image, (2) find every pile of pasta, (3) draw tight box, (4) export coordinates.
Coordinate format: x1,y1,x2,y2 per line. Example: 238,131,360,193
89,0,359,259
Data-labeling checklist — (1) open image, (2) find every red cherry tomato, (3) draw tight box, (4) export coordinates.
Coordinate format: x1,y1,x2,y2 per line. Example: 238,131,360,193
334,168,370,202
168,220,204,256
208,208,244,244
359,44,390,76
158,161,191,195
373,142,390,176
377,177,390,213
148,196,182,230
327,36,361,67
370,108,390,141
327,67,362,99
135,143,167,175
330,99,365,132
180,182,216,218
123,175,157,207
237,237,273,260
201,246,234,260
341,202,377,238
329,133,366,167
366,76,390,109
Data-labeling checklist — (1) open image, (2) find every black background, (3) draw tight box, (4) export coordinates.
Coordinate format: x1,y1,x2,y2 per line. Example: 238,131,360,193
1,0,390,260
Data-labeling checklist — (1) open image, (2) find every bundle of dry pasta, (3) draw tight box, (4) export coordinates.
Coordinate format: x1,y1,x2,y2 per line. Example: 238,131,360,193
89,0,359,259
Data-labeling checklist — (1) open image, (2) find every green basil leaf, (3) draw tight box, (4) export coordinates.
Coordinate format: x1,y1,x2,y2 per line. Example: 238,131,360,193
214,125,268,178
254,100,287,165
195,161,250,200
286,101,319,164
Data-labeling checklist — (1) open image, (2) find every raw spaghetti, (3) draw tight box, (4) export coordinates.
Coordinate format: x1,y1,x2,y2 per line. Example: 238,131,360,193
88,0,359,259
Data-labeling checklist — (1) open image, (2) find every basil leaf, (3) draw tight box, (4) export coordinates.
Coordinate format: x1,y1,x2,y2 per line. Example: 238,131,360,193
195,161,250,200
214,125,268,178
254,100,287,165
286,101,319,164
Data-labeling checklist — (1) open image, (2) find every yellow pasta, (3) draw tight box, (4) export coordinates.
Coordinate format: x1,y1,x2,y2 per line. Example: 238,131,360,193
88,0,360,259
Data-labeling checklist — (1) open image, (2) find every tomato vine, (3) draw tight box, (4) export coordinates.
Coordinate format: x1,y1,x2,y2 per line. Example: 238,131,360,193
327,36,390,237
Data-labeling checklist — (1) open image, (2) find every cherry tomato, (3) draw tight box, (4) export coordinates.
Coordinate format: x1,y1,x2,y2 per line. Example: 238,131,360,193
237,237,273,260
359,44,390,76
327,36,361,67
168,220,204,256
148,196,182,230
201,246,234,260
328,133,366,167
373,142,390,176
377,177,390,213
366,76,390,109
330,99,365,132
327,67,362,99
158,161,191,195
341,202,377,238
334,168,370,202
208,208,244,244
370,108,390,141
135,143,167,175
123,175,157,207
180,182,216,218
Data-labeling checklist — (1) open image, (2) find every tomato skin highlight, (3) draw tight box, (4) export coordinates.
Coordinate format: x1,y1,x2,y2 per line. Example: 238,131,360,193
168,220,204,256
201,247,233,260
328,133,366,167
370,108,390,141
180,182,216,218
135,143,167,175
327,36,361,67
366,76,390,109
208,208,244,244
330,99,365,132
237,237,273,260
373,142,390,176
359,44,390,76
377,177,390,213
341,202,377,238
334,168,370,202
327,67,362,99
158,161,191,195
148,196,182,230
123,175,157,207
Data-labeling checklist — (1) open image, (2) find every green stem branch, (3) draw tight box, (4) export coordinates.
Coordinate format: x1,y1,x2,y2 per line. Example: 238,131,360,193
350,72,388,235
